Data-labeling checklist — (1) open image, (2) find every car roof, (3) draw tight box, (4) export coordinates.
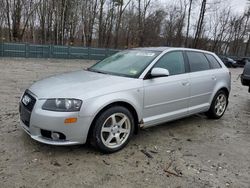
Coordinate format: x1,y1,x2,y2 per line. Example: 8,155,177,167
134,47,170,52
133,47,214,54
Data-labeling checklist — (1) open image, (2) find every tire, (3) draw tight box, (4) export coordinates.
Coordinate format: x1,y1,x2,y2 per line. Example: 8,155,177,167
91,106,135,153
206,90,228,119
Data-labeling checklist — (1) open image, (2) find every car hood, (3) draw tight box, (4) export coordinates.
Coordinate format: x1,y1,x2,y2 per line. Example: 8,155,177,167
228,58,236,63
29,70,141,99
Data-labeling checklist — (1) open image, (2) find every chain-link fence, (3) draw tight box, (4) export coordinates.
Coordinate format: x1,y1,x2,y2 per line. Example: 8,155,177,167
0,43,120,60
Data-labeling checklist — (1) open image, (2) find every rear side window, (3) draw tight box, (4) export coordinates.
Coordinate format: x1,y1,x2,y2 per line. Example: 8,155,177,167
205,54,222,69
154,51,185,76
186,52,210,72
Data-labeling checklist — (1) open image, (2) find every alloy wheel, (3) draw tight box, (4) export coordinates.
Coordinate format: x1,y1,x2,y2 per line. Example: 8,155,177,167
100,113,131,149
214,94,227,116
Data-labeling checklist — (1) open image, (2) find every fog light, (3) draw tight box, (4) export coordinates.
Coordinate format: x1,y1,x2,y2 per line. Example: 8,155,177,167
64,117,77,124
51,132,60,140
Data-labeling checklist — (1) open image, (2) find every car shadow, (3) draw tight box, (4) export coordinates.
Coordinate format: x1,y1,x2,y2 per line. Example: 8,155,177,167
20,113,214,155
132,113,211,141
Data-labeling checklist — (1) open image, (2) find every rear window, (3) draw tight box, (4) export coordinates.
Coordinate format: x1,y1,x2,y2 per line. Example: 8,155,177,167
205,54,222,69
186,52,210,72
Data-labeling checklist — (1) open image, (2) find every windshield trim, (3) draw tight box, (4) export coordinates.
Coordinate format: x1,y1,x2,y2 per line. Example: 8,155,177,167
87,68,138,78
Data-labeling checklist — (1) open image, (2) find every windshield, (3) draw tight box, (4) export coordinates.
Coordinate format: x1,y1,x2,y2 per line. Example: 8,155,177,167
88,50,161,78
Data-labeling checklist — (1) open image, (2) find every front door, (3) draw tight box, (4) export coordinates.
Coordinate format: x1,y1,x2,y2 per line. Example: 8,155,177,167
143,51,190,127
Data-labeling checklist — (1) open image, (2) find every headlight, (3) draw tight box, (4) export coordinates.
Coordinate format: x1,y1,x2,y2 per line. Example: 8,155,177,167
42,98,82,112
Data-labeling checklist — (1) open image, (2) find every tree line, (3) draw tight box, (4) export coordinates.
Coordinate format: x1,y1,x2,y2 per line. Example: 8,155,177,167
0,0,249,56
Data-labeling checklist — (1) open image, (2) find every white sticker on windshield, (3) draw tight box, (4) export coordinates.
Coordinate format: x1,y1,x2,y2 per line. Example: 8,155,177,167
129,69,138,75
136,52,155,57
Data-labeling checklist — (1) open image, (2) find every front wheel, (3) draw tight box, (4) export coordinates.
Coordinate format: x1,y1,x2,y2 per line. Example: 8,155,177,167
91,106,135,153
206,90,228,119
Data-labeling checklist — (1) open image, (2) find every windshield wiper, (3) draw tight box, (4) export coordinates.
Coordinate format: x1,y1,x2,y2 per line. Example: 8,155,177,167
87,68,108,75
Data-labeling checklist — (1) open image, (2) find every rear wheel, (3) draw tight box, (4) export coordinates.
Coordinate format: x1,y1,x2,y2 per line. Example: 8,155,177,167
206,90,228,119
91,106,134,153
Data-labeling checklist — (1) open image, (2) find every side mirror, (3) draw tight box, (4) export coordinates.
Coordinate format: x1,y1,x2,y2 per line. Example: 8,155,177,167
150,68,170,78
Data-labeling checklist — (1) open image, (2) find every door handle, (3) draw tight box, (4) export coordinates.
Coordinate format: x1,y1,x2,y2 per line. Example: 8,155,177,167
212,76,216,81
182,81,189,86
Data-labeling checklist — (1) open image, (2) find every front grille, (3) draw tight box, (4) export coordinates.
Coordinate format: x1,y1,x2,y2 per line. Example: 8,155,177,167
19,90,36,127
21,118,30,127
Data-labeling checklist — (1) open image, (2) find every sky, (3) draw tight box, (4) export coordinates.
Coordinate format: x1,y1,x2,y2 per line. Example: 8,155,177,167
156,0,248,38
231,0,247,13
158,0,248,14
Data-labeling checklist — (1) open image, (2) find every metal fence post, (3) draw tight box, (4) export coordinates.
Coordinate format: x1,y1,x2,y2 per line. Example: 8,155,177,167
41,44,43,58
88,47,90,59
3,42,4,57
48,45,50,58
106,48,109,57
68,46,70,59
0,42,3,57
49,45,52,58
25,43,29,58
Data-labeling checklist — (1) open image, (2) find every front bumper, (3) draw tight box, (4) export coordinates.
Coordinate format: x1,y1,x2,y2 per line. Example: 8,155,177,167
20,120,81,145
19,92,93,146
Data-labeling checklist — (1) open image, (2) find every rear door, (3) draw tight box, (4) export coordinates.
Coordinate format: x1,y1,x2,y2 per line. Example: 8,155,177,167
143,51,190,127
185,51,215,114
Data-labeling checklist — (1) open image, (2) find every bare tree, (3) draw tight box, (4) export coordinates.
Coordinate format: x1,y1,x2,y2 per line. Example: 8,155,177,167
0,0,5,40
193,0,207,48
244,7,250,56
0,0,248,57
4,0,39,41
114,0,132,48
185,0,193,47
163,3,186,47
210,7,231,53
137,0,151,46
98,0,105,47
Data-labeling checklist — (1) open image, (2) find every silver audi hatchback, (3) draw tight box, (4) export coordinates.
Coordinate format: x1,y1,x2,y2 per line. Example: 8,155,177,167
19,47,231,153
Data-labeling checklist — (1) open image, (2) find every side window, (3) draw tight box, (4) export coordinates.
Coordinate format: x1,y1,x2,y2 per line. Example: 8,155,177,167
205,54,222,69
154,51,185,76
186,52,210,72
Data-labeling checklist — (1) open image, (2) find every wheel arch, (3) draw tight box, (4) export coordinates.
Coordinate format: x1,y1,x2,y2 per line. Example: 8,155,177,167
222,87,229,97
206,86,229,119
86,101,140,143
219,87,229,97
210,81,230,105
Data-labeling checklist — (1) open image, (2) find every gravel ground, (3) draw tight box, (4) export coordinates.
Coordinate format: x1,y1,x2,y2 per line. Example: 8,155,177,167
0,58,249,188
